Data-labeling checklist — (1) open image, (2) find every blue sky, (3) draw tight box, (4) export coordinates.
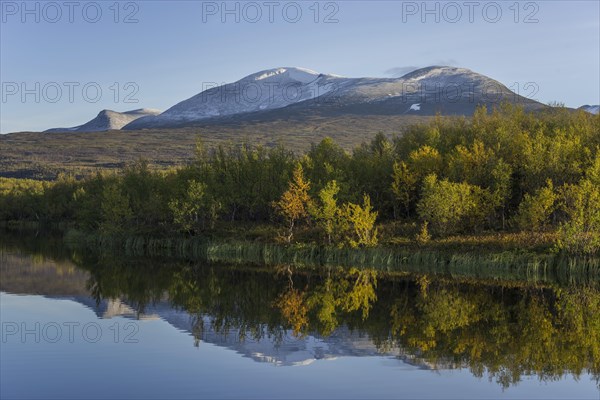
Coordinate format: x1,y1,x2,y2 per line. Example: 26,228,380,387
1,0,599,133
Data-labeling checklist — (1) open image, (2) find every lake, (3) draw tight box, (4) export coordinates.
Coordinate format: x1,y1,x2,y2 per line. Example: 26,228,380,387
1,233,598,399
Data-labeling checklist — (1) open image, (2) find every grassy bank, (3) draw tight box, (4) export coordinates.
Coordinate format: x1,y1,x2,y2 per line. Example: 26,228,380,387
62,228,600,286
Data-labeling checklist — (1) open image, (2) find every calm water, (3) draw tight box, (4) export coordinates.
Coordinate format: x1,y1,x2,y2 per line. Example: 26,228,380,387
1,235,599,399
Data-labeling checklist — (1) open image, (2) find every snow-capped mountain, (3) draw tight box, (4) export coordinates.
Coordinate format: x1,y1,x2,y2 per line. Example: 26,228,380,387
44,66,549,132
45,108,161,133
160,67,336,119
123,66,545,130
124,67,344,129
579,105,599,115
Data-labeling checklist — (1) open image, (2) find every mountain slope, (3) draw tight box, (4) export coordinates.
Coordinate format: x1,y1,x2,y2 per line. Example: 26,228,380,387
45,108,161,133
123,66,547,130
42,66,550,133
579,105,599,115
125,67,344,129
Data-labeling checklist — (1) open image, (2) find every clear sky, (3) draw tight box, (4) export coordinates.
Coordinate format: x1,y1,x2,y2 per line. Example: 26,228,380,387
1,0,599,133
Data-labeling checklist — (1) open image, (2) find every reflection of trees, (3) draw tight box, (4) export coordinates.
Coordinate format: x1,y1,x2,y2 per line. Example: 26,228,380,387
385,280,600,388
276,288,309,336
276,267,378,337
74,251,598,388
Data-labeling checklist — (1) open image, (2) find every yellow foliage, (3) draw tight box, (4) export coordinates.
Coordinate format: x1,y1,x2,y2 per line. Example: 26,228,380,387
273,164,313,242
276,288,309,337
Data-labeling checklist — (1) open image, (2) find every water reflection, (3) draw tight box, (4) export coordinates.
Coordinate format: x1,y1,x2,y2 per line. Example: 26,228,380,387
1,235,599,391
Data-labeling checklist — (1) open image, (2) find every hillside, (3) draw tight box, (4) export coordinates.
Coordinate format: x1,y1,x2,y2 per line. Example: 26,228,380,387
45,109,161,133
1,115,430,179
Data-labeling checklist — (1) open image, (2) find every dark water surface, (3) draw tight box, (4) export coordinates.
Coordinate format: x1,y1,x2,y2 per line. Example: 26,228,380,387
1,234,598,399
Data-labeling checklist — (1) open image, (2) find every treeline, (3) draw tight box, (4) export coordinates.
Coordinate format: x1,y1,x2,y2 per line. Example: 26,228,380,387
1,105,599,254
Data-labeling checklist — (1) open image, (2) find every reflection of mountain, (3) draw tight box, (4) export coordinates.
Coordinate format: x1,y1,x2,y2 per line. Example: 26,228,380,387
1,250,411,367
0,251,90,296
4,242,597,386
74,297,414,368
69,297,162,321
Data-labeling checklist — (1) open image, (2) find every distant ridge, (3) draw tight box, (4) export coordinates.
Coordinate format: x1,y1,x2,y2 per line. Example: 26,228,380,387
579,105,599,115
45,108,161,133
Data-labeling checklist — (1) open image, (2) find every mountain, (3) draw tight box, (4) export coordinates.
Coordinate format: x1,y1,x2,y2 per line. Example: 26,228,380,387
122,66,547,130
45,108,161,133
41,66,549,133
70,296,430,368
124,67,342,129
579,105,599,115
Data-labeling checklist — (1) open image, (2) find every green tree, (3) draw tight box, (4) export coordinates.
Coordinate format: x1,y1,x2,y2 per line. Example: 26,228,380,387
303,137,349,194
42,173,78,222
74,172,105,230
417,174,490,236
309,180,341,245
340,194,379,248
556,179,600,255
513,179,557,231
122,160,170,231
489,159,513,229
391,161,418,218
348,133,396,217
447,140,496,186
586,151,600,185
408,145,443,178
169,180,207,234
100,180,132,235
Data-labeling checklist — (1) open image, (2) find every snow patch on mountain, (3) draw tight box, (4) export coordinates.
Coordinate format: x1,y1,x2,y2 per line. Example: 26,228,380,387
402,66,478,82
253,67,320,83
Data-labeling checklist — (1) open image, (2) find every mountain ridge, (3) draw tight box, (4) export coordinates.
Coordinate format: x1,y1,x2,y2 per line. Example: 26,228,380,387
43,66,552,132
45,108,161,133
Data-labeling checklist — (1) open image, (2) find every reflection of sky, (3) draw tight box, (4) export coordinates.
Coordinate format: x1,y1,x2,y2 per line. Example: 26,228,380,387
2,293,598,400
